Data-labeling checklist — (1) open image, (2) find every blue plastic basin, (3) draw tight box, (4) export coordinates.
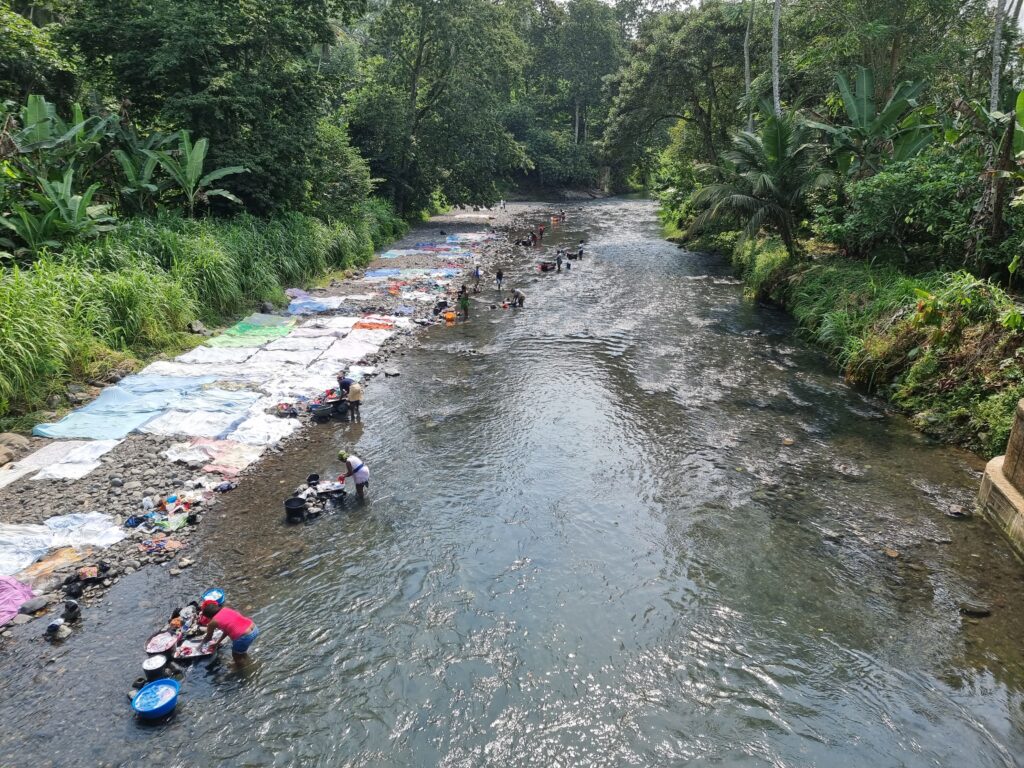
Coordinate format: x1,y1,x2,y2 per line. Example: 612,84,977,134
132,678,180,719
202,588,225,606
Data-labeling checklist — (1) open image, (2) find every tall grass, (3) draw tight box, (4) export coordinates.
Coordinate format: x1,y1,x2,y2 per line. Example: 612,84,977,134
0,203,405,419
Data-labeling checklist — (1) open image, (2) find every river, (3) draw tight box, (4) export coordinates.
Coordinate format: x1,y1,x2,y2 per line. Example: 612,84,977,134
2,198,1024,767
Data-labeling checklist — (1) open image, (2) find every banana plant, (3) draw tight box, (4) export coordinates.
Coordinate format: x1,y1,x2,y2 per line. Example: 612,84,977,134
29,169,117,239
10,94,118,180
804,67,936,178
144,130,246,216
0,205,61,256
112,129,174,215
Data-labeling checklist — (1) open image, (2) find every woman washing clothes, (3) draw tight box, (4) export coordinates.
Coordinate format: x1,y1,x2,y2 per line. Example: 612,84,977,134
339,450,370,499
202,601,259,662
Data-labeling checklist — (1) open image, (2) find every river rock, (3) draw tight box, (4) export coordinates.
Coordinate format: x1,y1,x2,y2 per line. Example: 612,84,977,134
0,447,13,465
11,613,33,625
19,597,48,614
959,600,992,617
0,433,29,451
169,568,182,577
260,301,275,313
384,368,401,377
110,477,124,487
187,319,209,335
123,480,142,491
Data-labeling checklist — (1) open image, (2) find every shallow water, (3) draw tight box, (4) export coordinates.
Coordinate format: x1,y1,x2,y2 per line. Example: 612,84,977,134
3,199,1024,767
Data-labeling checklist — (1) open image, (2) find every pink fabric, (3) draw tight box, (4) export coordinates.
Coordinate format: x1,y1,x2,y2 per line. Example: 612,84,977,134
214,607,253,639
0,576,35,626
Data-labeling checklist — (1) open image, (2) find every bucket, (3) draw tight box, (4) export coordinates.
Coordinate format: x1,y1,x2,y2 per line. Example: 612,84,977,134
143,654,170,681
132,678,180,720
285,497,307,522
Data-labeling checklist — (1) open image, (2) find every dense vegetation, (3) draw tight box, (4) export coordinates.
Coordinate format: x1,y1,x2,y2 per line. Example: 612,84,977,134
600,0,1024,455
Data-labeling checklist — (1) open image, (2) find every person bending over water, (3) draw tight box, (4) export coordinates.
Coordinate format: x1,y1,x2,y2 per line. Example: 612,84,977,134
339,450,370,499
202,602,259,662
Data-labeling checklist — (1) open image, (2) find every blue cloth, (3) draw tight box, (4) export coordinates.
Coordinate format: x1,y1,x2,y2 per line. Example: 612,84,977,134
32,374,250,440
288,297,330,315
364,268,402,278
232,625,259,654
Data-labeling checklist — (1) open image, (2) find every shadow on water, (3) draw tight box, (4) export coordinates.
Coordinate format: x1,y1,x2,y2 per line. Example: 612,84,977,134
3,199,1024,767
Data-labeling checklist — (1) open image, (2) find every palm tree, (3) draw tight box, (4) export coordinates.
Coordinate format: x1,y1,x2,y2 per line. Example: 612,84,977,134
689,113,832,257
990,0,1007,112
771,0,782,116
745,0,755,131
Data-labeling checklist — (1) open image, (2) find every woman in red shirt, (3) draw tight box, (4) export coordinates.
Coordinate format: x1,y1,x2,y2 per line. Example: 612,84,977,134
202,602,260,661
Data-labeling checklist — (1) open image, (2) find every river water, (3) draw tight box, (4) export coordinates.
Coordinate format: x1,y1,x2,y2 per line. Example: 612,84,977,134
3,198,1024,767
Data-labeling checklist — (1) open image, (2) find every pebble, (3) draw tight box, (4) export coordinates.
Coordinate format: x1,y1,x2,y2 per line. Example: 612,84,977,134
110,477,124,487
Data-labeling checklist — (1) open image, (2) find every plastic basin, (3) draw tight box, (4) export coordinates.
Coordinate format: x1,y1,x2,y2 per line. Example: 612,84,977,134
132,678,180,720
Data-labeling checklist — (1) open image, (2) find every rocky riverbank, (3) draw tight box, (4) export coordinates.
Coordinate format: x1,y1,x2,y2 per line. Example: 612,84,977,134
0,203,558,644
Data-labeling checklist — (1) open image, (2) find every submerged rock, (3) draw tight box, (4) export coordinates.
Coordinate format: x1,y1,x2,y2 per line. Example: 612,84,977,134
959,600,992,617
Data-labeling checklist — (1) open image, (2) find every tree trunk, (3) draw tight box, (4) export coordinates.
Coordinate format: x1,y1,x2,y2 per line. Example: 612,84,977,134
744,0,754,131
991,113,1016,242
771,0,782,116
574,99,580,145
990,0,1007,112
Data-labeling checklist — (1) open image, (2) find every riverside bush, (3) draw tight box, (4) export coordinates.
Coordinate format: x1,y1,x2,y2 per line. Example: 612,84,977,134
745,253,1024,455
0,204,404,420
812,146,1024,274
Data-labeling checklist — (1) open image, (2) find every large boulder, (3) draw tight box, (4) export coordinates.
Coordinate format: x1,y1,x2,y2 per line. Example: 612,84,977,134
0,433,30,451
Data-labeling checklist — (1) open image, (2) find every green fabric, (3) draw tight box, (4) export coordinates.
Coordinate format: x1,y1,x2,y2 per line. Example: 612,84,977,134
206,314,296,348
152,514,189,532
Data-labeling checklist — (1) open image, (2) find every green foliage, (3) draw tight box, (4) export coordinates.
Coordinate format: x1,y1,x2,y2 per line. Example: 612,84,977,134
731,236,791,300
145,131,246,217
305,115,373,222
691,112,833,255
813,145,1024,272
347,0,530,213
0,208,390,418
803,67,935,177
0,6,74,103
63,0,346,214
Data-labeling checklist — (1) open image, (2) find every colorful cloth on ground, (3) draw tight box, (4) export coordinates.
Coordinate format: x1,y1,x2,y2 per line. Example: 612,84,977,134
0,576,34,625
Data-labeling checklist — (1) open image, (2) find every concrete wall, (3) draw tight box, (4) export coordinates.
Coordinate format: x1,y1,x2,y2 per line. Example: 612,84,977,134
978,401,1024,558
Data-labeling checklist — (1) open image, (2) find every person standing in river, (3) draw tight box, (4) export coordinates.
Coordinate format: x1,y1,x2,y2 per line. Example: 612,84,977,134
577,240,584,259
202,602,259,663
458,284,470,321
495,268,504,292
347,380,363,421
338,450,370,499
